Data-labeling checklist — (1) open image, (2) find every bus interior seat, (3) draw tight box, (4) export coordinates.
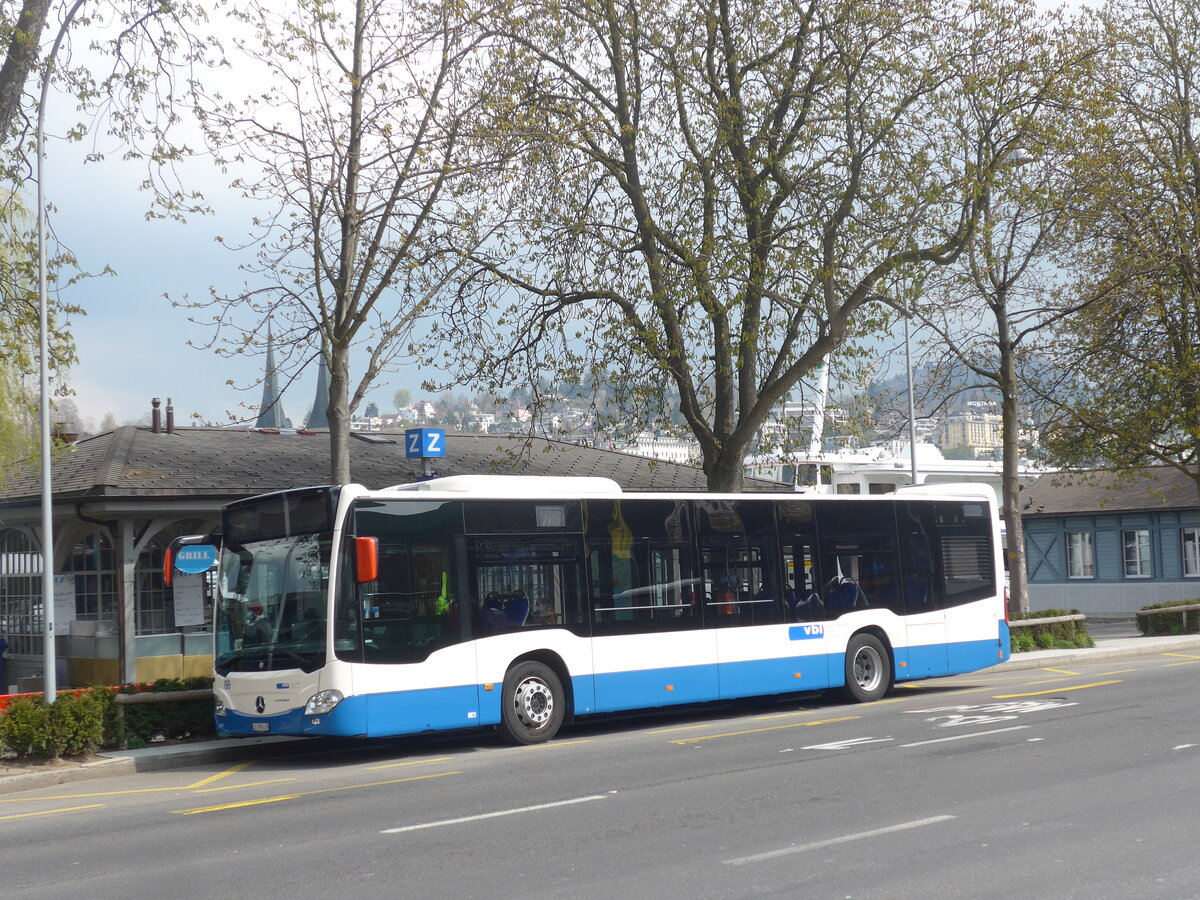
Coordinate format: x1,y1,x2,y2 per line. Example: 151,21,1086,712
505,594,530,626
827,580,859,610
905,581,929,608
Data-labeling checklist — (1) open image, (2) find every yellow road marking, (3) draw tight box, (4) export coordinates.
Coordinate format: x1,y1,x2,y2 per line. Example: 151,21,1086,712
192,778,296,794
1164,653,1200,660
1,786,179,804
645,722,722,735
185,761,255,790
526,739,592,749
669,716,859,745
0,804,104,821
368,756,455,770
1041,668,1081,676
993,680,1121,699
172,771,461,815
750,709,833,722
1165,660,1200,667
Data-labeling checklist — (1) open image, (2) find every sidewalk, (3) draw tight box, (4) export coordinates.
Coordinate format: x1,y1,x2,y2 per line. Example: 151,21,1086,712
4,625,1199,795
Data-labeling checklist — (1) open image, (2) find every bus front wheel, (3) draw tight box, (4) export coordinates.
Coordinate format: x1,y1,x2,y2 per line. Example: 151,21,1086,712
842,633,890,703
500,661,565,744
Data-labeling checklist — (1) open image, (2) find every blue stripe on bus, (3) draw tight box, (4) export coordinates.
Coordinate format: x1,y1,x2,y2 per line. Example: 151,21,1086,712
363,684,481,737
215,632,1009,738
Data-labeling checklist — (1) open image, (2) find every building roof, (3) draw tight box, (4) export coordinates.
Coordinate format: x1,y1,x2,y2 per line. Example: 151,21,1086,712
0,426,781,509
1021,466,1200,517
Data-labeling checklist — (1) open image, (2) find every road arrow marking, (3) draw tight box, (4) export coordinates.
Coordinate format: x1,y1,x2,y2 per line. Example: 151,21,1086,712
801,736,893,751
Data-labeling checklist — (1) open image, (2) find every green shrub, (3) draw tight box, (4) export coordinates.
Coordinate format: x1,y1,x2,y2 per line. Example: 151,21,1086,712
1009,609,1092,653
1011,630,1036,653
0,696,52,757
47,692,105,757
0,692,105,759
1136,599,1200,636
112,677,216,747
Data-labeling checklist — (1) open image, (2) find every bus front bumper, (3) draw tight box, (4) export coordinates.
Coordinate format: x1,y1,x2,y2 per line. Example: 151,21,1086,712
216,694,367,738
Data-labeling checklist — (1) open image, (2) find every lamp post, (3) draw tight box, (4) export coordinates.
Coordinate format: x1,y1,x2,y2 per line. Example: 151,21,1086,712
903,303,919,485
37,0,86,703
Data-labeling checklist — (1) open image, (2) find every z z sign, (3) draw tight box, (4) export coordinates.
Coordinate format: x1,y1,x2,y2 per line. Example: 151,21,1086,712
405,428,446,459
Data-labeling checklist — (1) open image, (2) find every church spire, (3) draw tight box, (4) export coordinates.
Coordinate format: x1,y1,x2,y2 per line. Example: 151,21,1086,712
306,352,330,429
255,325,288,429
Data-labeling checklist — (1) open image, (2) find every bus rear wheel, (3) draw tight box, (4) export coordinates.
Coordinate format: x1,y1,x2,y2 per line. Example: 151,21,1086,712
500,661,565,744
842,633,890,703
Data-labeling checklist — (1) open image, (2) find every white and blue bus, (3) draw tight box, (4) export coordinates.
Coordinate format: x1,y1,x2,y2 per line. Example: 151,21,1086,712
178,475,1008,744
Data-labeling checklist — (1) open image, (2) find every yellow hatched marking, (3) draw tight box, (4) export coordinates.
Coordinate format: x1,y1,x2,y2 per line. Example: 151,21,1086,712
526,739,592,750
185,761,254,790
1163,653,1200,660
193,778,296,794
368,756,455,770
669,716,859,745
1165,660,1200,667
1041,668,1081,676
0,804,104,821
993,680,1121,699
172,771,461,815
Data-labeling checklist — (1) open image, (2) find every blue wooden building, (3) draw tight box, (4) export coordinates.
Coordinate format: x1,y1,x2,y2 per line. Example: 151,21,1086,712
1023,467,1200,615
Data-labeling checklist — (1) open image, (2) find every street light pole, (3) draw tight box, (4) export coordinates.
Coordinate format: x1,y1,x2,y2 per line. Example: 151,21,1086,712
36,0,86,703
903,304,919,485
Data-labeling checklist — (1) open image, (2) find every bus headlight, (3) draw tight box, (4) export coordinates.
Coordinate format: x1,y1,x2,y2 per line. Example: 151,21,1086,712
304,690,344,716
214,699,227,717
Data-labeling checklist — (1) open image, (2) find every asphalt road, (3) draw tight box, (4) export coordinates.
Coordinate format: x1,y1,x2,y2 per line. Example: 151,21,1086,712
3,649,1199,900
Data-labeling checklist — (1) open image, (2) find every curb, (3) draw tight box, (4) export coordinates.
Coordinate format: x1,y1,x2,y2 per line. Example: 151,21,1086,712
0,755,135,796
993,635,1200,672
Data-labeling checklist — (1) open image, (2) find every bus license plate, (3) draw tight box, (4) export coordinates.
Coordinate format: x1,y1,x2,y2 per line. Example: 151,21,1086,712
252,722,270,733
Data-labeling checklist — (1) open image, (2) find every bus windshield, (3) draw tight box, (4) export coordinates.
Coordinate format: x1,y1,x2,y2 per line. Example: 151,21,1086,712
215,533,332,674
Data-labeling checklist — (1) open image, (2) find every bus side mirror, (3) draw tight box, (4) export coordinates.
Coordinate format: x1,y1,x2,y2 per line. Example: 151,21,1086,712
356,537,378,584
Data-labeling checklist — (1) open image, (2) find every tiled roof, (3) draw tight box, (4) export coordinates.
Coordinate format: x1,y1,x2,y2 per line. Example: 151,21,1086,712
1021,466,1200,517
0,427,781,508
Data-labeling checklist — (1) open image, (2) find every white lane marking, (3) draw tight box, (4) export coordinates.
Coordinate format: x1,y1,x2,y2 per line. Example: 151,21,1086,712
1172,744,1196,751
725,815,957,866
381,794,608,834
802,737,894,751
901,725,1029,748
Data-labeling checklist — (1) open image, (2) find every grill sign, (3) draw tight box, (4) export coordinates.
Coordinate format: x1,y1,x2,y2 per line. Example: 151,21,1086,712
174,544,218,574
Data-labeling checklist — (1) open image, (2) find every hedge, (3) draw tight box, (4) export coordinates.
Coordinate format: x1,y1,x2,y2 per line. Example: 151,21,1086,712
1136,599,1200,636
1,677,215,759
1009,608,1094,653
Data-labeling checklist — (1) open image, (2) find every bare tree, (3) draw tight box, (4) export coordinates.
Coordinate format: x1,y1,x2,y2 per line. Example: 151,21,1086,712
1037,0,1200,501
902,3,1098,614
183,0,486,483
437,0,1068,490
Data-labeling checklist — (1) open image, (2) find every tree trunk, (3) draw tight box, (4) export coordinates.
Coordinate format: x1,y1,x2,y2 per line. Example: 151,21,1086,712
703,443,747,492
0,0,50,142
997,307,1030,615
327,343,352,485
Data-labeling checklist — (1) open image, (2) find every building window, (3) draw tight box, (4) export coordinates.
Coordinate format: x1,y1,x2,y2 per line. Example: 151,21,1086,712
0,529,43,657
1122,530,1152,578
1066,532,1095,579
1184,529,1200,577
63,530,117,624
